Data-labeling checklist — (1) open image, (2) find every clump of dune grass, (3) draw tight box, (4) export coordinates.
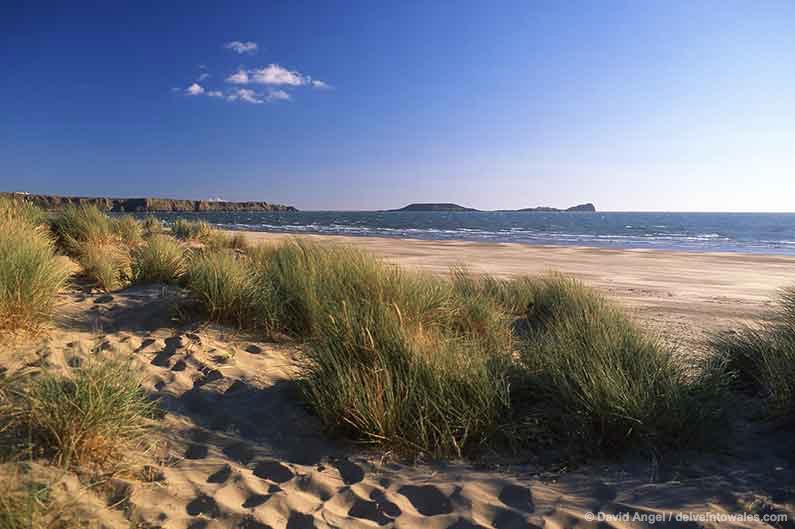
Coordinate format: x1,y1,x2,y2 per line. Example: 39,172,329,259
185,240,727,458
303,299,511,456
513,276,727,453
185,250,264,327
712,287,795,420
50,205,116,255
112,215,144,247
0,196,49,227
208,231,250,252
187,241,514,455
0,204,70,333
141,215,164,235
172,218,214,242
7,361,157,470
78,240,132,291
50,206,132,291
132,234,186,283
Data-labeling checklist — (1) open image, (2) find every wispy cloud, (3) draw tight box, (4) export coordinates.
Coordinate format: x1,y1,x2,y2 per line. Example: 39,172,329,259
225,64,328,89
224,41,258,54
177,49,328,105
185,83,205,95
252,64,307,86
227,87,263,104
266,89,291,101
226,69,250,84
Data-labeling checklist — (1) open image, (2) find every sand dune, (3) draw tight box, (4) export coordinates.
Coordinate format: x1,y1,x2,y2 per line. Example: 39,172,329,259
4,249,793,529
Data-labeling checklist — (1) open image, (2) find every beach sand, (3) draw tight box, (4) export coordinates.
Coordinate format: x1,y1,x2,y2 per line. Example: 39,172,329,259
4,235,794,528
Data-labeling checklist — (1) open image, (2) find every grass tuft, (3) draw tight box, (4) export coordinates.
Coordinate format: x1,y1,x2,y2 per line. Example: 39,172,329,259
208,231,251,252
142,215,164,235
0,196,49,227
0,202,70,333
172,218,214,242
514,276,727,453
8,361,157,469
132,235,186,283
112,215,144,247
712,287,795,420
77,240,132,291
50,206,133,291
185,250,263,326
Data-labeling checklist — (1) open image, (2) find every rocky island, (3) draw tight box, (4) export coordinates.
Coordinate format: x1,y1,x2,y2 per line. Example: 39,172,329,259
390,202,596,212
1,192,297,212
512,203,596,212
389,203,479,212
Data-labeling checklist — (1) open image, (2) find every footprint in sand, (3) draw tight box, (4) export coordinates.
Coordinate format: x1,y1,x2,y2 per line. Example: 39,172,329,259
493,508,541,529
333,458,364,485
242,493,270,508
186,494,220,518
348,495,401,526
184,443,209,460
223,442,255,465
286,511,316,529
253,460,295,483
499,484,534,512
207,464,232,484
239,517,272,529
397,484,453,516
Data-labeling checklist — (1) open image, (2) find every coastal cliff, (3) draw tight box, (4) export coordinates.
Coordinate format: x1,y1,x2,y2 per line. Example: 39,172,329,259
2,193,297,212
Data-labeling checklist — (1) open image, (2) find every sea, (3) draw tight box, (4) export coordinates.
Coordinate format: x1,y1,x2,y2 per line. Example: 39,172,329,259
143,211,795,256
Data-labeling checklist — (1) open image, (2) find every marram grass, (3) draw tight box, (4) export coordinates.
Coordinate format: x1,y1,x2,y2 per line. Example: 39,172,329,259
712,286,795,420
132,234,187,283
0,202,70,333
185,239,729,458
514,276,728,454
50,205,135,291
6,360,157,470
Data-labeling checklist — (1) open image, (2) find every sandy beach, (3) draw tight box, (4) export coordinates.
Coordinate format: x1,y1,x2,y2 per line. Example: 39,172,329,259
235,232,795,346
3,229,794,528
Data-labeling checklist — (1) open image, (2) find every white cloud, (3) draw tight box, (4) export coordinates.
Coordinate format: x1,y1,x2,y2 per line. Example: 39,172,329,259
251,64,307,86
206,90,224,98
185,83,204,95
311,79,330,89
266,89,291,101
226,69,250,84
227,88,264,104
198,72,210,81
224,41,258,54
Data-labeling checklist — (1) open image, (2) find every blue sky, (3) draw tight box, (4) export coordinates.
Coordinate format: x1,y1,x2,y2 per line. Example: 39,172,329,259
1,1,794,211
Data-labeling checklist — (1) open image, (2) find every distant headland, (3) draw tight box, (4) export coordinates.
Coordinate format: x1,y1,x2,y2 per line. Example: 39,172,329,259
390,202,596,212
1,192,297,212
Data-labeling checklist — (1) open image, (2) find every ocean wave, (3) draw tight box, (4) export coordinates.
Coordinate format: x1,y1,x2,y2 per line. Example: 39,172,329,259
202,213,795,255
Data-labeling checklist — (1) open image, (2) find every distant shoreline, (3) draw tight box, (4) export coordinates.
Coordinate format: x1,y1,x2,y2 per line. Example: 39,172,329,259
1,191,297,212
